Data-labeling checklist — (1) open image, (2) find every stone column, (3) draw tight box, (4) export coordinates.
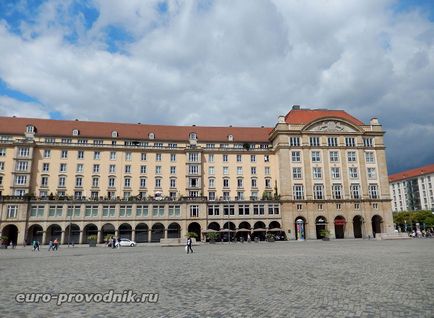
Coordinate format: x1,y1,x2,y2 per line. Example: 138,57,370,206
61,230,66,245
17,229,26,246
346,222,354,239
131,230,136,242
42,231,47,245
98,230,103,243
80,230,85,244
148,230,152,243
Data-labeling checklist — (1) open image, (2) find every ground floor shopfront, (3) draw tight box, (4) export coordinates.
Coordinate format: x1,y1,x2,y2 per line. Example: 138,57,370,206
0,200,393,245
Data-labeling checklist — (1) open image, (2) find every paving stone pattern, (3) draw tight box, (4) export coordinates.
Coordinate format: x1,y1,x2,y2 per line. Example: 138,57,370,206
0,240,433,318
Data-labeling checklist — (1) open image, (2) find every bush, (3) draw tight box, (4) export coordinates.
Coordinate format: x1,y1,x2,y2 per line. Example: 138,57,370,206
185,232,198,238
206,232,220,240
87,235,98,241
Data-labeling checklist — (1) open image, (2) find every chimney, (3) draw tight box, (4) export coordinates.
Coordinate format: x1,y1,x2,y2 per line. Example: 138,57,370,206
292,105,301,110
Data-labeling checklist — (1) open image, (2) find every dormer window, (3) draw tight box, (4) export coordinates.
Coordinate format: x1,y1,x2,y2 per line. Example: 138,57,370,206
112,131,118,138
26,125,35,133
149,132,155,140
72,129,79,136
189,132,197,140
228,134,233,141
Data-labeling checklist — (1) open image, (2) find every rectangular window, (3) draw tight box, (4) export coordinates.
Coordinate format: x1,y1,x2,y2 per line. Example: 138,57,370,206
43,149,51,158
84,205,98,217
223,154,228,162
18,147,30,157
125,152,132,161
329,151,339,162
125,165,131,174
250,155,256,163
188,165,198,175
93,151,100,160
313,184,324,200
41,176,48,187
208,205,220,216
76,164,83,173
31,205,45,217
136,205,148,216
291,151,301,162
331,167,340,179
208,191,216,201
237,154,242,162
170,178,176,188
327,137,338,147
170,154,176,162
311,151,321,162
293,167,302,179
293,185,304,200
345,137,356,147
351,184,360,199
103,205,116,217
209,166,215,175
61,150,68,159
253,204,265,215
265,167,270,175
17,161,29,171
369,184,379,199
363,137,374,147
190,205,199,217
268,204,279,215
77,151,84,159
237,167,243,175
155,166,161,174
152,205,165,216
251,167,256,175
7,205,18,218
310,137,320,147
155,178,161,188
367,168,377,179
48,205,63,217
251,178,257,188
347,151,357,162
15,175,27,185
93,164,100,173
119,205,133,217
365,151,375,163
332,184,343,199
349,167,358,179
290,137,300,147
223,167,229,175
188,153,199,162
168,205,181,216
313,167,322,179
75,177,83,187
223,204,235,216
208,154,214,162
92,177,99,187
141,153,147,161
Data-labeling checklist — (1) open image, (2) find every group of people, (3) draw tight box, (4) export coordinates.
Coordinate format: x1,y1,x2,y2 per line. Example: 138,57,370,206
107,237,120,249
409,229,433,238
48,239,60,251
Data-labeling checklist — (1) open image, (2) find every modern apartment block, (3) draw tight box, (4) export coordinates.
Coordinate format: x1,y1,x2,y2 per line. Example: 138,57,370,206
389,164,434,212
0,106,394,245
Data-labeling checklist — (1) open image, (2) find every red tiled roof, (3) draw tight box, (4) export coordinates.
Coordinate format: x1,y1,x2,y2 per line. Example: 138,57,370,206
389,164,434,183
0,116,272,143
284,109,364,126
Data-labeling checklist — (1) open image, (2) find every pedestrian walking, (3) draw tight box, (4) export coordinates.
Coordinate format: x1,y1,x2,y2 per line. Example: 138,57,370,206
33,240,40,251
48,240,53,251
186,237,193,254
53,238,59,251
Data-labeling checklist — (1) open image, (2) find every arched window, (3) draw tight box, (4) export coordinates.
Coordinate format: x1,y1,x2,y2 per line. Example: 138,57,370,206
111,131,118,138
72,129,79,136
148,132,155,140
228,134,233,141
189,132,197,140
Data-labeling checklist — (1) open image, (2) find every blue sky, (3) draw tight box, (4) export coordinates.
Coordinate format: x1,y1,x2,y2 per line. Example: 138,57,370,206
0,0,433,174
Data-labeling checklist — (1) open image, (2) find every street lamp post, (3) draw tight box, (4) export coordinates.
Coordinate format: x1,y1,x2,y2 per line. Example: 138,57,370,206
404,220,407,233
67,213,72,247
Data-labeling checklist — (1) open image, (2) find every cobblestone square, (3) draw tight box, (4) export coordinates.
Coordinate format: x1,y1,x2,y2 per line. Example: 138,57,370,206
0,239,433,317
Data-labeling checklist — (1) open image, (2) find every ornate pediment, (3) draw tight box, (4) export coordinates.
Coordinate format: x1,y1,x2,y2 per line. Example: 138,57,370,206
306,120,358,132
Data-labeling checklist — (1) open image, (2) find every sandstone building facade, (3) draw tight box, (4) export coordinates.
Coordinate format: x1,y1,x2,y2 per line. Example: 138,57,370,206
0,106,394,245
